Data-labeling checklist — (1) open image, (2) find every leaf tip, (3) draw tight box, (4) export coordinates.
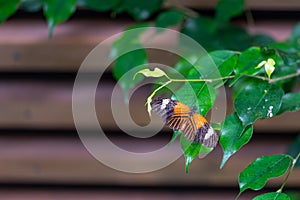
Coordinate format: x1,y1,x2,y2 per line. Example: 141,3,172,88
185,156,192,174
220,153,232,169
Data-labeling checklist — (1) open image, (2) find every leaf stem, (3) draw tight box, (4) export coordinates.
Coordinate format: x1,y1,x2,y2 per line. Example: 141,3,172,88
245,69,300,83
169,75,235,83
146,80,172,115
169,69,300,85
269,69,300,83
277,152,300,193
145,68,300,115
149,80,172,99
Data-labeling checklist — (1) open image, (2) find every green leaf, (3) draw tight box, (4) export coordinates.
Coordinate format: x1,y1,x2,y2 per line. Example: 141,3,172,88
173,57,195,77
112,49,147,102
169,130,181,144
20,0,42,12
230,47,263,86
220,112,253,169
81,0,120,11
238,154,291,194
278,92,300,115
155,10,185,30
288,22,300,43
122,0,162,20
215,0,245,22
286,134,300,167
217,23,252,51
234,80,284,126
181,16,218,51
251,34,276,46
134,67,168,79
253,192,291,200
194,50,237,88
271,63,297,92
0,0,20,23
43,0,76,37
110,23,149,59
180,134,213,173
285,191,300,200
211,122,221,131
172,82,217,116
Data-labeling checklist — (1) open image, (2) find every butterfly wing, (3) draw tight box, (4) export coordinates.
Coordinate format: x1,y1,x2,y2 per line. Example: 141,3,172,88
180,112,218,148
192,113,219,148
151,98,189,131
151,97,219,148
179,116,197,141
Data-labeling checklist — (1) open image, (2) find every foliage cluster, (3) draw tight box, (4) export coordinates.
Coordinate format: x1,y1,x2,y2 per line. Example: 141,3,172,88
1,0,299,199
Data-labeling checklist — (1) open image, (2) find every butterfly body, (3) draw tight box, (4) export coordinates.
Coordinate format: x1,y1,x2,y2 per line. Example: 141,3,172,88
151,97,219,148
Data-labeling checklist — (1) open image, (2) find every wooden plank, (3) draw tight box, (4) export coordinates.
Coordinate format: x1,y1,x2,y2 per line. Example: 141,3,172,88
0,19,130,72
0,43,94,72
0,188,258,200
0,135,298,188
178,0,300,10
0,80,299,131
0,19,297,72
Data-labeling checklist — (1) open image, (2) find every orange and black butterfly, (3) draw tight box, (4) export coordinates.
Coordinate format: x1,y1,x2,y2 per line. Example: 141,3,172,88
151,97,219,148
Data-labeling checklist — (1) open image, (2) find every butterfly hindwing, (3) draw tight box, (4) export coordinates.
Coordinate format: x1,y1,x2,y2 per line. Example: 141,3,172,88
151,97,219,148
180,117,196,141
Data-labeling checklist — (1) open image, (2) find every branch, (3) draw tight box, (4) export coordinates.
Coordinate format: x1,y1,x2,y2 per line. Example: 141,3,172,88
277,152,300,193
269,69,300,83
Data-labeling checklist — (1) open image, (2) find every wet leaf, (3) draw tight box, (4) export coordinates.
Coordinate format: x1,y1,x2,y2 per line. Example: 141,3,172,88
194,50,237,88
180,134,213,173
238,154,291,194
230,47,263,85
220,113,253,168
234,80,284,126
278,92,300,115
253,192,290,200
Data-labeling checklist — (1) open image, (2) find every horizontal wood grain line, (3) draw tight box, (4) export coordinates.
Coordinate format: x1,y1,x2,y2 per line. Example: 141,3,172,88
179,0,300,10
0,188,256,200
0,135,298,187
0,80,299,132
0,19,298,71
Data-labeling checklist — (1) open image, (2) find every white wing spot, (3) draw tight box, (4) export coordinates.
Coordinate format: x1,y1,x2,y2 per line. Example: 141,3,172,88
204,126,215,140
160,99,170,110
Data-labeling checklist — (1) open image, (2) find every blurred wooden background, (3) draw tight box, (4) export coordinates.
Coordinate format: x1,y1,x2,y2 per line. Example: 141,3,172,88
0,1,299,200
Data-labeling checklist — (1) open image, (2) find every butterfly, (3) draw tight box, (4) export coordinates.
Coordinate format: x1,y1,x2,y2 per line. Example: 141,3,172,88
151,97,219,148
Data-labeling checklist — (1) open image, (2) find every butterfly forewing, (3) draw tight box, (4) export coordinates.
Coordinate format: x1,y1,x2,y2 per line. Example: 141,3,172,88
151,98,189,130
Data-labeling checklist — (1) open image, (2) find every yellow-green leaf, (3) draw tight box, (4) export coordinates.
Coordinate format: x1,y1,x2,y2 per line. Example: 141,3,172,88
133,68,168,80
